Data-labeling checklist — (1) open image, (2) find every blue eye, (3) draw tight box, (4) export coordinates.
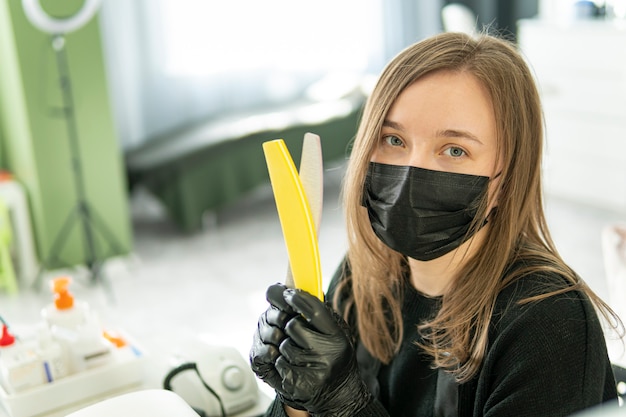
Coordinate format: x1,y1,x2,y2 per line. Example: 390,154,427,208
444,146,466,158
383,135,404,147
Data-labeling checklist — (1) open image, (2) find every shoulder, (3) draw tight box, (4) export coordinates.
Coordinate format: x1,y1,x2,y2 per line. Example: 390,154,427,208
493,270,594,325
474,271,616,414
489,269,606,357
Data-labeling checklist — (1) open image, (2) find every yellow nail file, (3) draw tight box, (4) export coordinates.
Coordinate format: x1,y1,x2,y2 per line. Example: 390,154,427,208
263,139,323,300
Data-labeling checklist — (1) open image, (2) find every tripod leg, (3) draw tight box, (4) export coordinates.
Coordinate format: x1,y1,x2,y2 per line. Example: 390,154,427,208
87,258,117,304
79,201,98,275
84,203,126,255
78,203,127,294
33,205,81,290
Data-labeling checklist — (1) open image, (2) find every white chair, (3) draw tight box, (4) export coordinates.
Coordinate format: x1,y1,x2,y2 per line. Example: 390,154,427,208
65,389,200,417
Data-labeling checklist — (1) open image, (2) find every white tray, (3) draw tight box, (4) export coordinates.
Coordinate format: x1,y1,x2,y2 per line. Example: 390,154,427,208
0,343,146,417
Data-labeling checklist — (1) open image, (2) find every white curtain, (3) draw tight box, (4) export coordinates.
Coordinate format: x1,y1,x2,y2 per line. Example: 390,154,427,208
98,0,442,150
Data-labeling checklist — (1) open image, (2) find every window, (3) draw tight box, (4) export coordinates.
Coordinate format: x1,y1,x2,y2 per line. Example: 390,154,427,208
159,0,384,77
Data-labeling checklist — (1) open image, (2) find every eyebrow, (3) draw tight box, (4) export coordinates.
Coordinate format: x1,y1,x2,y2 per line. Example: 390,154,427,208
382,119,404,131
436,129,484,145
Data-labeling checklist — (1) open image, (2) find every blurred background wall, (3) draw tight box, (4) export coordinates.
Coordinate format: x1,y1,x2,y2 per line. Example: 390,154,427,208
0,0,541,276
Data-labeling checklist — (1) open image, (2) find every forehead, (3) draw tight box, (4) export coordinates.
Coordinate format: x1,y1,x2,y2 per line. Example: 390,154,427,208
386,70,496,140
389,71,495,122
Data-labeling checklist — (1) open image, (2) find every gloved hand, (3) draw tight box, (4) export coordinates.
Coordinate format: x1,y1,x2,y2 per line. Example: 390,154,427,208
250,284,304,410
252,283,372,416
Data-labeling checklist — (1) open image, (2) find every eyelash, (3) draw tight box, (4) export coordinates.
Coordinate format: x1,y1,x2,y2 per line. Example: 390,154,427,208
382,134,404,147
443,146,467,158
380,134,469,160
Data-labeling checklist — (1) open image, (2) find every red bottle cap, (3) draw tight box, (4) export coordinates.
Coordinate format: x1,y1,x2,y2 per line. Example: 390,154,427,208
0,324,15,347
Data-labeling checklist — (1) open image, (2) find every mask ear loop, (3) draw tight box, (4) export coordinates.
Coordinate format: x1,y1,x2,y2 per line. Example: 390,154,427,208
483,170,504,224
455,178,496,264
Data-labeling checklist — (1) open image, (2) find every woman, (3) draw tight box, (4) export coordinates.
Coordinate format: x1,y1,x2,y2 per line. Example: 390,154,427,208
250,32,622,417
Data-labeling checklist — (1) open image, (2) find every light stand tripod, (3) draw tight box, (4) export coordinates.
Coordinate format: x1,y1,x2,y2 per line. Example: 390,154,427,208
35,34,125,290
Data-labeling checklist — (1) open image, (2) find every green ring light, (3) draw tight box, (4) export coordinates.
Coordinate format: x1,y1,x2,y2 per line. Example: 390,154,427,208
22,0,101,34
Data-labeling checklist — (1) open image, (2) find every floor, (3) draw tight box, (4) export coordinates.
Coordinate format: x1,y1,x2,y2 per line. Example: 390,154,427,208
1,161,625,413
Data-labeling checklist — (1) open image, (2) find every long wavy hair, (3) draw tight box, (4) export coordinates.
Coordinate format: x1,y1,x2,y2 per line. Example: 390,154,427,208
336,32,622,382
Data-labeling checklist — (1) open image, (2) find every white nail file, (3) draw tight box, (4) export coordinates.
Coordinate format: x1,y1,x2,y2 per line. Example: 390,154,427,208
285,133,323,289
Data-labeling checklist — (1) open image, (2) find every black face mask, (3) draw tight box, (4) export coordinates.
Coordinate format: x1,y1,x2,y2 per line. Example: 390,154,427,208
362,162,491,261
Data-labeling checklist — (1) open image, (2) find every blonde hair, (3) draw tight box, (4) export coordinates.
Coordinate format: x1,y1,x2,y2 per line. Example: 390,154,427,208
337,32,622,382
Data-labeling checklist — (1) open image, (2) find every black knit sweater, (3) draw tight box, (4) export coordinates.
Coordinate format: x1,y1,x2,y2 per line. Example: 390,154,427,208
261,263,617,417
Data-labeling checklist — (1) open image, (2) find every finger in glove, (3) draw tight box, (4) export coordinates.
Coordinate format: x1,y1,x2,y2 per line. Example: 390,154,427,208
259,307,292,345
266,283,297,315
281,313,353,370
250,333,280,379
283,288,337,334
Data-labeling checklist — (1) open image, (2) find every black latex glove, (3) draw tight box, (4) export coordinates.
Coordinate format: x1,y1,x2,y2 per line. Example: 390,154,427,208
250,283,305,410
275,286,372,416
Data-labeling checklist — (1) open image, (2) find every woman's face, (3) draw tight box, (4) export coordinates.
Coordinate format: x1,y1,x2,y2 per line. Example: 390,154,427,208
371,70,499,178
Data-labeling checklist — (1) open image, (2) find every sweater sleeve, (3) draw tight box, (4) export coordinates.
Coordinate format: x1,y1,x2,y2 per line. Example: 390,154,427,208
261,396,391,417
261,398,289,417
476,286,617,417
